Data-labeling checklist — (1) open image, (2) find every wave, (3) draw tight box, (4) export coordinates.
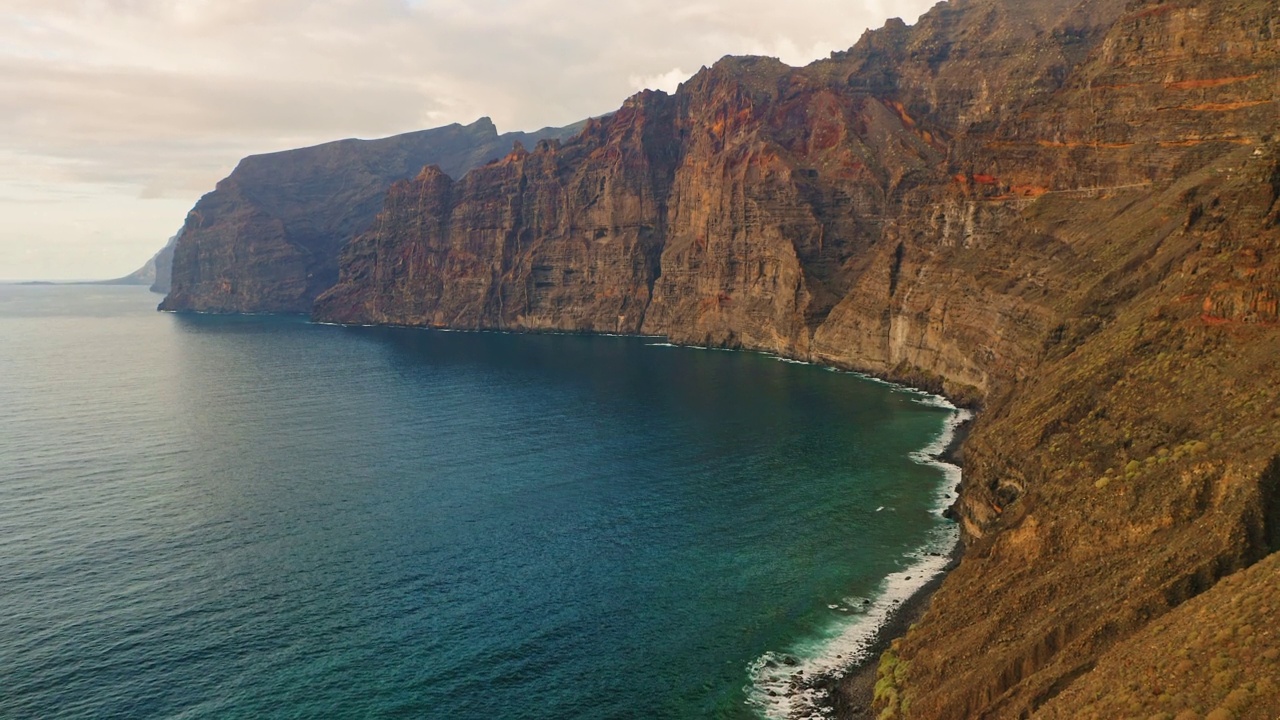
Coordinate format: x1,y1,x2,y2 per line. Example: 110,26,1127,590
643,342,733,352
308,323,971,719
746,401,971,720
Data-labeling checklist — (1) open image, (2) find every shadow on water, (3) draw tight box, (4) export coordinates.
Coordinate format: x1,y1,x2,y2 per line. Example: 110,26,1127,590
334,324,911,430
167,313,904,427
143,313,953,720
169,311,311,333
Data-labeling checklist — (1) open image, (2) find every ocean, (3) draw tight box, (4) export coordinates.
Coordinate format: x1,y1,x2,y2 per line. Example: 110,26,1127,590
0,284,962,719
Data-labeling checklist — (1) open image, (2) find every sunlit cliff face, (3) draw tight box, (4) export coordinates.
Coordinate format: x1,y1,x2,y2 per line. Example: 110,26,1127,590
0,0,934,280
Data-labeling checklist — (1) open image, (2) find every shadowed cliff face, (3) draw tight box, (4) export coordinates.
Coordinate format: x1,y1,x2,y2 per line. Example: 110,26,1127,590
314,95,679,333
317,0,1135,394
315,0,1280,716
160,118,586,313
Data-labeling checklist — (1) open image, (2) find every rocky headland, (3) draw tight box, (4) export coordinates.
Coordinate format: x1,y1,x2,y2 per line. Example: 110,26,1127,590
166,0,1280,715
159,118,586,313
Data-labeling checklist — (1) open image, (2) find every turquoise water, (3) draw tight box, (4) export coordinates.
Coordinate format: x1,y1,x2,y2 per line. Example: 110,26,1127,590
0,285,957,719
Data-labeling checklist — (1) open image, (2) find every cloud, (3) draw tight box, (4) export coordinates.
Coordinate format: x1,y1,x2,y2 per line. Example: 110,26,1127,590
0,0,937,279
629,68,691,94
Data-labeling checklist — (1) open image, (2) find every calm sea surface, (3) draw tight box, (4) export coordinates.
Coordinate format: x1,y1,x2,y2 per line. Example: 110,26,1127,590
0,285,956,719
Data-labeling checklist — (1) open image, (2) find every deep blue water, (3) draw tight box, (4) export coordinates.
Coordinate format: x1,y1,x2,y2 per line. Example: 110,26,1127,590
0,285,957,719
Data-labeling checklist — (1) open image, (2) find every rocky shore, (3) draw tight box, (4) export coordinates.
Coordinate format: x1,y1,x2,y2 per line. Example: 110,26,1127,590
829,415,971,719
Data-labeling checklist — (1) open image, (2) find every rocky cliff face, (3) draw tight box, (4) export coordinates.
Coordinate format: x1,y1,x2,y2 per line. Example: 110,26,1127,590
314,95,678,333
160,118,585,313
314,0,1280,715
316,1,1141,389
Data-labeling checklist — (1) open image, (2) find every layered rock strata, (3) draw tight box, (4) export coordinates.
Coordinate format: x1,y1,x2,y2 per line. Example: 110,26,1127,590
313,0,1280,715
160,118,584,313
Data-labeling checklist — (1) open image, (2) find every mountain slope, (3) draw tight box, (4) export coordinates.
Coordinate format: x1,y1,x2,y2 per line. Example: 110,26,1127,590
312,0,1280,716
159,117,586,313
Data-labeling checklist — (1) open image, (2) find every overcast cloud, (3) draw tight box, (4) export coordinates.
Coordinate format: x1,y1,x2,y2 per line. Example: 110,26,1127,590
0,0,935,280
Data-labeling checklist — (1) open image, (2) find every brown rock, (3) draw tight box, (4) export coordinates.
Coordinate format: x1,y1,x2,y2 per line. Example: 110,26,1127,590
316,92,678,332
289,0,1280,716
160,117,587,314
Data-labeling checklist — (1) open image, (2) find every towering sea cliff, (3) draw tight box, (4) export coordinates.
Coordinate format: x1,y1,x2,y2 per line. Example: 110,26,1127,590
160,118,585,313
305,0,1280,715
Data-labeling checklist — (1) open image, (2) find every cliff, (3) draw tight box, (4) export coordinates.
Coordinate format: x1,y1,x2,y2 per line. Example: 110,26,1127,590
108,231,178,292
313,0,1280,716
160,118,586,313
150,231,176,295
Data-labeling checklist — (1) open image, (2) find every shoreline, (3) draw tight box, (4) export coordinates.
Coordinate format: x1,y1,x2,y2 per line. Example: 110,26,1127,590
827,416,971,719
742,380,972,718
190,311,978,718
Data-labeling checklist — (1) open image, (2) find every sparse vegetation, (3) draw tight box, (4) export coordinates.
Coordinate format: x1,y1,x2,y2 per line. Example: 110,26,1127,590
873,644,911,720
1036,554,1280,717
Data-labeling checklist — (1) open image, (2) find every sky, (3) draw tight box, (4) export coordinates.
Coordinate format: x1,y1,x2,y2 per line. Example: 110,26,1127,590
0,0,936,281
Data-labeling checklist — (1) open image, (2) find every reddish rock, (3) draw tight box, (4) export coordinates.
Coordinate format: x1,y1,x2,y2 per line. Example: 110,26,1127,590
301,0,1280,715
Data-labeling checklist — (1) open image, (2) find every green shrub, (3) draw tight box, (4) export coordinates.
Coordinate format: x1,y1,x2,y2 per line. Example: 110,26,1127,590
874,648,910,720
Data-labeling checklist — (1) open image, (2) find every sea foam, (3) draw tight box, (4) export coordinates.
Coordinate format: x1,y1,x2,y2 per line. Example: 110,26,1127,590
747,393,971,720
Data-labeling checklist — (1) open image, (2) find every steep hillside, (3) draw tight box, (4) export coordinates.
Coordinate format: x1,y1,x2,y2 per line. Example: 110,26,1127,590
160,118,585,313
312,0,1280,715
312,94,680,334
